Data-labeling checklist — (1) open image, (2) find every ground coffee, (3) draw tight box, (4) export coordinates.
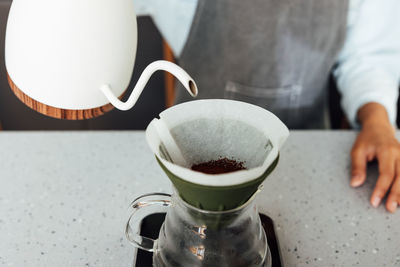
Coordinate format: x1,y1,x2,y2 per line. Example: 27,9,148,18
191,158,247,174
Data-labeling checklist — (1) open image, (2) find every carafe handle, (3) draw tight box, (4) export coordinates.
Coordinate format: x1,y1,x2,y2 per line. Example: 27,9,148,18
125,193,171,252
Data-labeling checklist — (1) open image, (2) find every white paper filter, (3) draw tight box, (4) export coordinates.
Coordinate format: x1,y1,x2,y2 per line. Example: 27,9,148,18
146,99,289,187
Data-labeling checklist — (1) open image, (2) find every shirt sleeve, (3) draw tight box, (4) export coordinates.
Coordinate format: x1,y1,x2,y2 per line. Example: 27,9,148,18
334,0,400,128
133,0,153,16
132,0,196,57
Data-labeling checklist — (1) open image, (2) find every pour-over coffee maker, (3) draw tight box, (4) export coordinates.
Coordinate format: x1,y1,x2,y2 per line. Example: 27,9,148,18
126,99,289,267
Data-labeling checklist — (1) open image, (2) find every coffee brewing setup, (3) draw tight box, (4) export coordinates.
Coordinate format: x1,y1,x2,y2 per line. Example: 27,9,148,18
5,1,289,266
127,100,289,266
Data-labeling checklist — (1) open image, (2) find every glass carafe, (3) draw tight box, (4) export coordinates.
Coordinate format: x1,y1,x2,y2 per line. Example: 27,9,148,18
126,191,271,267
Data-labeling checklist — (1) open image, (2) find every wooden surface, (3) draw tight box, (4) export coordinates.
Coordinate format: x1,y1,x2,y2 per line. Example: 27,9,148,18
7,74,118,120
163,41,176,108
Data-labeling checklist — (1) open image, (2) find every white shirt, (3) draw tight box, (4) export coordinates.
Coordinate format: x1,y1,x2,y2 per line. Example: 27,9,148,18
134,0,400,127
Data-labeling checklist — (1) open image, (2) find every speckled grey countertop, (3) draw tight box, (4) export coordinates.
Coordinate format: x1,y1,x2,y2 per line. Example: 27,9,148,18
0,131,399,267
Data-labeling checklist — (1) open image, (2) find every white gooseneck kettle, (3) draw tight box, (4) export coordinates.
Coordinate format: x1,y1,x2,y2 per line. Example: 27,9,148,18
5,0,198,119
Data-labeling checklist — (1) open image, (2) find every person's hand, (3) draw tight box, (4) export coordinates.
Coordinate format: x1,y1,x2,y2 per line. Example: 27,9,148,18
351,102,400,213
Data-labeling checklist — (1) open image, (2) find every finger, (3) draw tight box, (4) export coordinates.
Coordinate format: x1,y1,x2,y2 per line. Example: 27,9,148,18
386,161,400,213
371,151,396,208
350,145,368,187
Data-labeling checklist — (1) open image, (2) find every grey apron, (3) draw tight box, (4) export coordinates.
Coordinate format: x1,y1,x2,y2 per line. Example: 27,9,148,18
176,0,349,129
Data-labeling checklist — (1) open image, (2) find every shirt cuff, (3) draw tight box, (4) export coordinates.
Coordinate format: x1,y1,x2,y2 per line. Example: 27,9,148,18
339,72,398,129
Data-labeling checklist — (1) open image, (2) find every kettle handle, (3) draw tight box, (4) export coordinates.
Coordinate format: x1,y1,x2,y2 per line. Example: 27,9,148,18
125,193,172,252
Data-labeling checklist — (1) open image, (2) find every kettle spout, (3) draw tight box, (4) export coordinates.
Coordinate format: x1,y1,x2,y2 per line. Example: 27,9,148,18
101,60,198,111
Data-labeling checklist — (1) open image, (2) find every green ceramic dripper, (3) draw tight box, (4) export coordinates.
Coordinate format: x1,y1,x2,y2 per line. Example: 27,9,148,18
146,99,289,211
